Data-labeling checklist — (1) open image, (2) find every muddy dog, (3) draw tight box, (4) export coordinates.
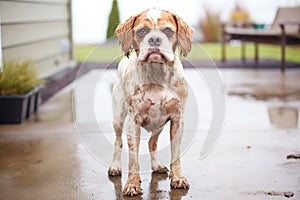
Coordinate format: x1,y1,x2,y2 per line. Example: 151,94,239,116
108,8,194,196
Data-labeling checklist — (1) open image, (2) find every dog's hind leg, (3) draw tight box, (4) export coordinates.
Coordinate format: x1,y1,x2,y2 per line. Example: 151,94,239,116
148,128,168,174
108,82,127,176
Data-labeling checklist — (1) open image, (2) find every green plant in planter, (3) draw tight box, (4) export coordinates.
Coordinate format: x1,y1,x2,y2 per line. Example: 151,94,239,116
0,60,44,124
0,60,43,96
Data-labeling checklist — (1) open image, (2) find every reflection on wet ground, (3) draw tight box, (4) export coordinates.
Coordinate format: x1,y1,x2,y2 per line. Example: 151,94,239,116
224,69,300,101
0,135,81,199
227,83,300,101
108,173,189,200
223,69,300,129
268,106,298,128
0,134,196,199
0,68,300,199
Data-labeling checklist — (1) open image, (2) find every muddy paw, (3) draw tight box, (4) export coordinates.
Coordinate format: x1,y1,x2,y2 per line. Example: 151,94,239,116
152,165,169,174
170,176,189,189
108,167,122,176
123,181,142,196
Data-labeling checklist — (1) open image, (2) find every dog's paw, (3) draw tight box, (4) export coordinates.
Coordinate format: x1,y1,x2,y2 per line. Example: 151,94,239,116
170,176,189,189
152,165,169,174
108,167,122,176
123,180,142,196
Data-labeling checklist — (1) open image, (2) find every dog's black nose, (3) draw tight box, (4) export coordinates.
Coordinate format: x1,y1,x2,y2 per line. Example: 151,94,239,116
148,37,162,46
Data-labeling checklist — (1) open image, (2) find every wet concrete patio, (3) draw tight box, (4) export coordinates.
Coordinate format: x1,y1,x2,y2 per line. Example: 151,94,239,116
0,68,300,199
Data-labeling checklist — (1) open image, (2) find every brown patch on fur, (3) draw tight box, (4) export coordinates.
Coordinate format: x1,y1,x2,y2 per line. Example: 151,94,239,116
158,11,177,28
149,138,157,152
135,18,153,29
130,86,154,127
132,10,151,27
164,98,180,116
174,79,188,100
134,99,152,126
113,123,123,137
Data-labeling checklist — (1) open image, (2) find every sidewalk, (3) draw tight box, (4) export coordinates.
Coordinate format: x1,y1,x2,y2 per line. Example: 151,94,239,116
0,68,299,199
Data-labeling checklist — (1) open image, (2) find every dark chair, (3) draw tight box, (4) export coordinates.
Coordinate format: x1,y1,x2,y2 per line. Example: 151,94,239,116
221,7,300,71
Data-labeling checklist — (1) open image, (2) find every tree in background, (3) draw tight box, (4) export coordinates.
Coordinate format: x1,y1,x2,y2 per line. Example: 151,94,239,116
106,0,120,39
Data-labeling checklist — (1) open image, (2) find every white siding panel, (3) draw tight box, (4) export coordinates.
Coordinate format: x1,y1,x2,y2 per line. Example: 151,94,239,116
12,0,69,5
0,0,73,78
2,22,70,48
33,53,73,78
0,1,69,24
3,37,70,61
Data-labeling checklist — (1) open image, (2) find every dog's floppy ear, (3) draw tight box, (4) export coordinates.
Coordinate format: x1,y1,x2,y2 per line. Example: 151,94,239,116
115,15,137,57
173,14,194,57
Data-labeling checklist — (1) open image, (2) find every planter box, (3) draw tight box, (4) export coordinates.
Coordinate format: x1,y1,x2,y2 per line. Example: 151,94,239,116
0,85,43,124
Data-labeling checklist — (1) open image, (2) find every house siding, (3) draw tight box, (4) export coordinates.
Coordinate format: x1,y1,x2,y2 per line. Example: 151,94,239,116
0,0,74,78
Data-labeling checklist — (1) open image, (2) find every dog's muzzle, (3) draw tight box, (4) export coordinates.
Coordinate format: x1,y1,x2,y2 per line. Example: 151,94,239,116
145,48,167,63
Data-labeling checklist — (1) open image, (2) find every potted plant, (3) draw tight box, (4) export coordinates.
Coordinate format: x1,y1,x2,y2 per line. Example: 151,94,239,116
0,60,44,124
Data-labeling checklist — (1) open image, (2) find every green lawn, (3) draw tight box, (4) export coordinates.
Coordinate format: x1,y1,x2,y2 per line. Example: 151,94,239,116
75,43,300,63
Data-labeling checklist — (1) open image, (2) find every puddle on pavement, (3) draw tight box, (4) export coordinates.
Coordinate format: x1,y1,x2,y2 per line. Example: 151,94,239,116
0,134,191,199
223,69,300,101
227,81,300,129
227,83,300,101
268,106,299,128
0,135,82,199
1,69,299,199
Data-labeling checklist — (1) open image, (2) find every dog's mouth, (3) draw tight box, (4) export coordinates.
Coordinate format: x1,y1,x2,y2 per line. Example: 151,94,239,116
145,48,166,63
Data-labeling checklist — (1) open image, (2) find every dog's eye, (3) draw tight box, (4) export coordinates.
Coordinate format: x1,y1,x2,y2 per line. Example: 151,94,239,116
137,27,149,38
162,27,175,38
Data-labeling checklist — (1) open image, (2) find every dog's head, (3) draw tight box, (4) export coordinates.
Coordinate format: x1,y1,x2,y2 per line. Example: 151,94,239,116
115,8,194,64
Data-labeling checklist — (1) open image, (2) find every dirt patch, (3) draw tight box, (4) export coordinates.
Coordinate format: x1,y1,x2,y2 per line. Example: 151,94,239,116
287,154,300,159
248,190,295,198
227,83,300,101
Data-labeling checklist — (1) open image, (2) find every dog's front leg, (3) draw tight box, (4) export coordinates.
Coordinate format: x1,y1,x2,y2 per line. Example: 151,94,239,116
169,116,189,189
123,118,142,196
149,128,169,174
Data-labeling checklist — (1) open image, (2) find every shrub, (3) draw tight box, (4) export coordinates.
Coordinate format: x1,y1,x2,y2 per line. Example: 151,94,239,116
0,60,44,96
199,7,221,42
230,4,250,23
